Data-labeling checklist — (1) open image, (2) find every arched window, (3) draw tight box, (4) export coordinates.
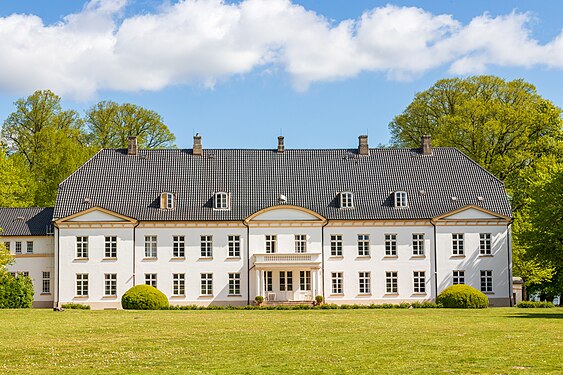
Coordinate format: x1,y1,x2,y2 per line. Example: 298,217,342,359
160,192,174,209
214,192,230,210
340,192,354,208
394,191,408,208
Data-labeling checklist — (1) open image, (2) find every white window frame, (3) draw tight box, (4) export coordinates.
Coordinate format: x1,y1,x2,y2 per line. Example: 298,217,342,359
76,273,88,296
173,273,185,296
145,273,157,288
4,241,10,253
385,234,397,256
264,271,273,292
144,236,157,258
480,270,493,293
357,234,370,256
265,235,277,254
200,235,213,258
104,273,117,296
453,270,465,285
214,192,230,210
280,271,293,292
105,236,117,258
394,191,408,208
228,235,241,257
42,271,51,294
228,273,241,295
340,192,354,208
26,241,33,254
294,234,307,253
173,235,185,258
15,241,21,254
300,271,311,291
161,192,174,209
201,273,213,296
386,271,398,294
331,272,343,294
76,236,88,259
330,234,343,256
452,233,464,255
413,271,426,293
412,233,425,256
479,233,492,255
359,272,371,294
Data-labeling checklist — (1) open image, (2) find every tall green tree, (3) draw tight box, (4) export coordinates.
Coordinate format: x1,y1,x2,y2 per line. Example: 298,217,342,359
85,101,175,149
389,76,563,289
1,90,92,206
0,151,34,207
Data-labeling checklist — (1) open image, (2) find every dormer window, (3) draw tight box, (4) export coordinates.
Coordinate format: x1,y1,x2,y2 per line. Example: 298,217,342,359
160,192,174,209
214,192,230,210
340,192,354,208
394,191,408,208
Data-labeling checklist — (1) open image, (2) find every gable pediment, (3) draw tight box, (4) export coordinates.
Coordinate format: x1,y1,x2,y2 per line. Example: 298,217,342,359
55,207,137,224
245,205,326,224
433,205,511,223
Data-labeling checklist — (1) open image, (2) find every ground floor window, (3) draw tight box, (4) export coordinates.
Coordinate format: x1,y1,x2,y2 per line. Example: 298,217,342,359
201,273,213,295
145,273,157,288
264,271,273,292
331,272,343,294
280,271,293,291
480,270,493,293
413,271,425,293
173,273,185,295
453,270,465,285
42,271,51,294
386,271,398,294
359,272,371,294
104,274,117,296
228,273,240,295
300,271,311,291
76,274,88,296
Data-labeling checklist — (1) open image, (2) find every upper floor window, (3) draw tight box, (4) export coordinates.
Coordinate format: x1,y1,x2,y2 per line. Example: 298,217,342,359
144,236,157,258
173,236,185,258
26,241,33,254
295,235,307,253
160,192,174,209
214,192,230,210
265,235,277,254
479,233,492,255
340,192,354,208
4,242,9,252
201,235,213,258
452,233,464,256
394,191,408,208
412,234,424,256
331,235,343,256
105,236,117,258
228,235,241,257
357,234,370,256
76,236,88,258
15,241,22,254
385,234,397,256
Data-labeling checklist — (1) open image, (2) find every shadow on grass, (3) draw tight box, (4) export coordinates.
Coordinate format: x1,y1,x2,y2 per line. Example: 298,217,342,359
509,312,563,319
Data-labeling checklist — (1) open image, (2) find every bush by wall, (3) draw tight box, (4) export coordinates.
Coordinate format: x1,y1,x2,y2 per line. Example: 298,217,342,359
0,272,34,308
162,301,442,311
121,285,169,310
437,284,489,309
61,303,91,310
517,301,554,308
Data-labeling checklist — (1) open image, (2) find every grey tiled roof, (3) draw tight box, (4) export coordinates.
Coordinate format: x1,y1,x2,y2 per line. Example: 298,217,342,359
54,148,511,221
0,207,54,236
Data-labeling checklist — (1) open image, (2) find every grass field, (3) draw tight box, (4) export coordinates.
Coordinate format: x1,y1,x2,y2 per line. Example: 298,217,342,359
0,308,561,374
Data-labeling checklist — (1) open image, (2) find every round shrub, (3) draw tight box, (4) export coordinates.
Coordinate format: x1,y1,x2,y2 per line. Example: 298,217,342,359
0,272,34,308
254,296,264,305
121,285,169,310
437,284,489,309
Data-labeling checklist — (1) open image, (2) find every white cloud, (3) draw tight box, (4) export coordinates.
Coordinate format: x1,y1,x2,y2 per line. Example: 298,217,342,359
0,0,562,99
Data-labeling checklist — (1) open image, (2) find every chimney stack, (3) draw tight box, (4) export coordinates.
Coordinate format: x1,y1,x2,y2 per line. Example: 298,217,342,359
422,135,432,155
277,136,285,153
358,135,369,155
127,136,138,155
193,134,202,156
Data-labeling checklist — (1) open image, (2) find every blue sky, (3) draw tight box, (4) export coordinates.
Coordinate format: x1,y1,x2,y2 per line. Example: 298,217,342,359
0,0,562,149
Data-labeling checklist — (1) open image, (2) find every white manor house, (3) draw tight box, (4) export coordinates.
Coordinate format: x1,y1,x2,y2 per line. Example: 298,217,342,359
1,135,514,309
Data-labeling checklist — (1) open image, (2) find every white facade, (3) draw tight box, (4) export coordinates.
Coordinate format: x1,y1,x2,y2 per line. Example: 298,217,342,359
4,204,507,309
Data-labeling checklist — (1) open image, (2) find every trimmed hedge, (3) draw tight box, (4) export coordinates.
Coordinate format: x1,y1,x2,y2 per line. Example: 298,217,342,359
0,272,34,308
437,284,489,309
162,302,442,311
62,303,91,310
517,301,554,308
121,285,169,310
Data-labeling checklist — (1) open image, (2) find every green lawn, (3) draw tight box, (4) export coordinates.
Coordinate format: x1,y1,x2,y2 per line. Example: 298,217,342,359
0,308,561,374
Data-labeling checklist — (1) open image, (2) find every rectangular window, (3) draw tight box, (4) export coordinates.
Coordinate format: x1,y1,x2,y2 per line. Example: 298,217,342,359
453,270,465,285
340,192,354,208
228,273,240,295
144,236,157,258
413,271,426,293
330,235,343,256
294,235,307,253
452,233,464,255
173,273,185,295
357,234,370,256
15,242,21,254
214,192,229,210
145,273,157,288
42,271,51,294
105,236,117,258
479,233,492,255
385,234,397,256
412,234,424,256
331,272,343,294
386,271,398,294
394,191,408,207
480,270,493,293
359,272,371,294
76,274,88,296
300,271,311,291
104,274,117,296
200,235,212,258
264,271,273,292
228,235,241,257
173,235,185,258
265,235,277,254
26,241,33,254
280,271,293,291
201,273,213,295
76,237,88,258
4,241,9,252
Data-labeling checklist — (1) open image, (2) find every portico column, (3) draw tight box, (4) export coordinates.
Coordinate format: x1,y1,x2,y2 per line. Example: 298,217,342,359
255,269,260,297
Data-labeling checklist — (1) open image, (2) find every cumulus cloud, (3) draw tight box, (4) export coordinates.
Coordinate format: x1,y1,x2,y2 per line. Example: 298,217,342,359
0,0,561,99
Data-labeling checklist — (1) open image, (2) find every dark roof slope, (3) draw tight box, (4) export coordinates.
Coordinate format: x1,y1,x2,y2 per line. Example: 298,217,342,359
54,148,511,221
0,207,54,236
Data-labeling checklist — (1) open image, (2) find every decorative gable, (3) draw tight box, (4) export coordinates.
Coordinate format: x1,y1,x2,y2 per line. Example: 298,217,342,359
55,207,137,224
432,205,511,224
245,205,326,224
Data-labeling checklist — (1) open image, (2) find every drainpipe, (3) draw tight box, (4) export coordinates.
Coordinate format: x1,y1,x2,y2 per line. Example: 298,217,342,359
243,220,250,305
132,221,139,286
54,222,60,309
431,220,438,301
